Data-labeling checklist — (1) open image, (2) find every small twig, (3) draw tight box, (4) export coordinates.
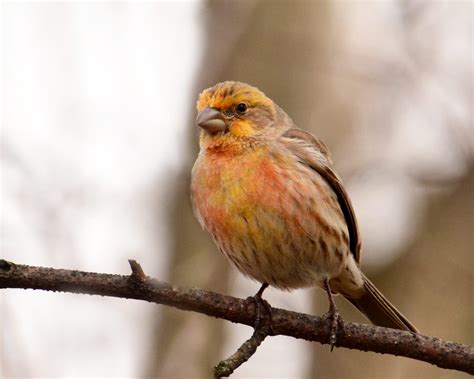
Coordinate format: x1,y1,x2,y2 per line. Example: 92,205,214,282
213,298,272,378
0,259,13,271
214,323,270,378
0,259,473,375
128,259,146,282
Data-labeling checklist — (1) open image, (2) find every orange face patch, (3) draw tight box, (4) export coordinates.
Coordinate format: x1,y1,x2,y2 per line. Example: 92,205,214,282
228,119,254,138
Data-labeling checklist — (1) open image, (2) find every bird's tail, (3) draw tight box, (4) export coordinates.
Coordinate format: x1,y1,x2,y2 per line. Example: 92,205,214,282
344,274,419,333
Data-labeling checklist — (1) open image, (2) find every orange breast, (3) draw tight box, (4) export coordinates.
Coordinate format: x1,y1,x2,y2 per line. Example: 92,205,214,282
191,144,350,289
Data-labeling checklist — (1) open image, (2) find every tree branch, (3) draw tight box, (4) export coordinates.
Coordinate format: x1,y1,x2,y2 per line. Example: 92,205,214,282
213,318,270,378
0,259,472,375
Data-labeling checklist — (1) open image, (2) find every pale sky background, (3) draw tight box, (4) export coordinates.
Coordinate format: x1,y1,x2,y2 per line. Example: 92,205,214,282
2,2,203,376
1,1,472,378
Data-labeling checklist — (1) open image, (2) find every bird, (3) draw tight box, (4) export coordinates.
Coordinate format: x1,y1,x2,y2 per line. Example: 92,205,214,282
190,81,418,346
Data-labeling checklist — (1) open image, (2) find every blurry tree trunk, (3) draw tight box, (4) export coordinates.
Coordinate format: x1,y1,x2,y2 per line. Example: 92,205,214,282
146,2,257,377
146,0,334,377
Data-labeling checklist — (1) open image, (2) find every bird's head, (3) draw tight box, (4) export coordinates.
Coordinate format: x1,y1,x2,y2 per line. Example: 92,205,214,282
196,81,289,151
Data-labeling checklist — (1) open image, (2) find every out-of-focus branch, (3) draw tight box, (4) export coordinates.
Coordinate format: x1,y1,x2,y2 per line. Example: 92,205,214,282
0,259,472,375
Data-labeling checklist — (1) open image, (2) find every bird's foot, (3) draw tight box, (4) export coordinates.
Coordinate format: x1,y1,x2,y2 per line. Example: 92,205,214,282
322,305,344,351
245,283,272,332
322,278,344,351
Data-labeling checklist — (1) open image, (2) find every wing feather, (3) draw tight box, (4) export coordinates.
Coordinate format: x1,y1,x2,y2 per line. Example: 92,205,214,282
281,128,361,263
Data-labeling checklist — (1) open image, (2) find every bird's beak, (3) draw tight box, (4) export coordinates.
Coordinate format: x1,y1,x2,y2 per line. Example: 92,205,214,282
196,108,227,134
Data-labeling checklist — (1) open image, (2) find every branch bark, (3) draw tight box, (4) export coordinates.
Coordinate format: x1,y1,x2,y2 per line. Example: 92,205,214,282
1,259,472,375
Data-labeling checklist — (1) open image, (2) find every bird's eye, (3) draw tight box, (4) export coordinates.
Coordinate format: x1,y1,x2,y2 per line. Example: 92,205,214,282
236,103,247,113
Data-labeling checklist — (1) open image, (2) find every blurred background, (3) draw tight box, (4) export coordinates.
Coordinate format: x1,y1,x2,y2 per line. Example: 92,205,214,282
1,1,472,378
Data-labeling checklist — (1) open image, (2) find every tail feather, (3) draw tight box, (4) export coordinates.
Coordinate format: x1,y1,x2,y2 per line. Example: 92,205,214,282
345,274,419,333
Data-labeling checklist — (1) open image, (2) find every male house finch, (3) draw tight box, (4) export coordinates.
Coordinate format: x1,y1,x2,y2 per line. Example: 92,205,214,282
191,81,418,344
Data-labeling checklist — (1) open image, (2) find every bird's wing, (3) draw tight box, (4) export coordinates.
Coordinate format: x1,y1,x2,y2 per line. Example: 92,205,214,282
280,128,361,263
